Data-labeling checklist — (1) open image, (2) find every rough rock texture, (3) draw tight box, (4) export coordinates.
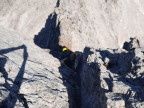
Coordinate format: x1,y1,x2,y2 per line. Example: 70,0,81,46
56,0,144,51
1,0,144,108
81,38,144,108
0,27,80,108
0,0,57,38
1,0,144,51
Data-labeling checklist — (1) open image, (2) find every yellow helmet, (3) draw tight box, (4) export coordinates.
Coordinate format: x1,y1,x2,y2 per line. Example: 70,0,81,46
62,47,67,52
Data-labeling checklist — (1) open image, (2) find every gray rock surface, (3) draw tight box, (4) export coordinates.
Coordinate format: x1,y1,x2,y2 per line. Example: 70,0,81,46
0,0,57,38
1,0,144,51
56,0,144,51
1,0,144,108
81,38,144,108
0,27,80,108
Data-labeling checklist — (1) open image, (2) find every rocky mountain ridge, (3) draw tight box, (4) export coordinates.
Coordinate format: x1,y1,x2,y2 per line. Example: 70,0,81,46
81,38,144,108
0,0,144,108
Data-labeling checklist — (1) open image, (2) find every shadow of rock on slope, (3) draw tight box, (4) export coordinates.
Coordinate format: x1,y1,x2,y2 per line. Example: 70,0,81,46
59,65,81,108
0,45,29,108
0,57,12,84
33,9,81,108
97,48,144,105
34,12,61,51
96,49,135,77
92,37,144,108
81,47,107,108
56,0,60,7
81,44,144,108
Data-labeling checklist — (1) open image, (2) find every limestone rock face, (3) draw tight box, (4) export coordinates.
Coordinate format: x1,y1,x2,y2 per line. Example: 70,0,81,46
56,0,144,51
0,27,77,108
81,38,144,108
1,0,144,108
1,0,144,51
0,0,57,38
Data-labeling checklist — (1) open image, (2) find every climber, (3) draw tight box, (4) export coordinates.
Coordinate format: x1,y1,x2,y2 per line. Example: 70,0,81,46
60,46,77,69
60,47,72,59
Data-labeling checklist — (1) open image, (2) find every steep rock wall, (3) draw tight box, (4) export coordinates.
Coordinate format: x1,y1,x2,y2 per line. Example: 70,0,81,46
56,0,144,51
1,0,144,51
